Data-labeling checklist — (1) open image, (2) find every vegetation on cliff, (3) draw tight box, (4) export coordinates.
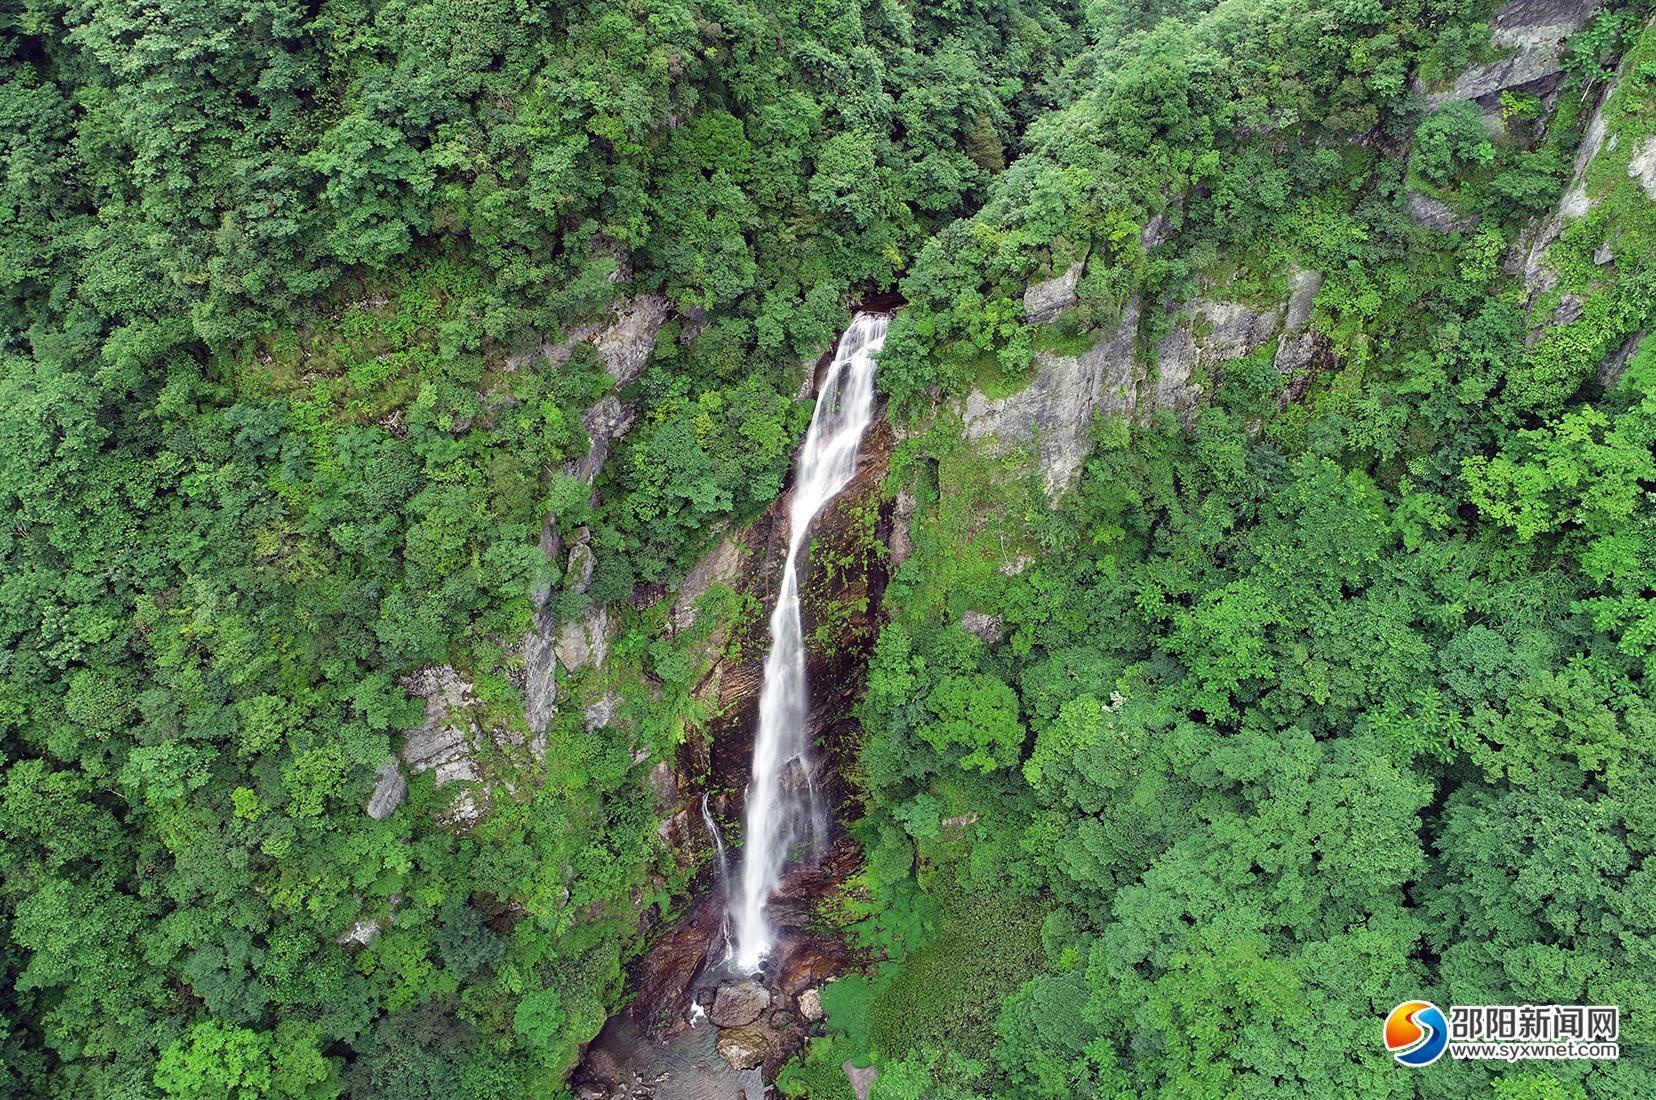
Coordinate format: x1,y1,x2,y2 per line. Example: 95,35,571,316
2,0,1655,1096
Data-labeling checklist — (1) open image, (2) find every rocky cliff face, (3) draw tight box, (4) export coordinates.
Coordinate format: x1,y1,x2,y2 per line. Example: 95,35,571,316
1514,14,1655,383
964,266,1327,497
366,293,670,826
1427,0,1602,111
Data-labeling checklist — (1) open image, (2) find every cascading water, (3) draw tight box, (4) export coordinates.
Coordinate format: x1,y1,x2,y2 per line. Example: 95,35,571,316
701,793,733,955
729,312,888,972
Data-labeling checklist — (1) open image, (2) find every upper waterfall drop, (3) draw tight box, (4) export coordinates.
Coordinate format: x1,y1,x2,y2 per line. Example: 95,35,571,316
730,311,889,972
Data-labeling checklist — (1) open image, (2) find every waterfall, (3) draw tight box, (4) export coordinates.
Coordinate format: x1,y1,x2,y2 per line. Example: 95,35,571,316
701,793,732,954
730,311,888,972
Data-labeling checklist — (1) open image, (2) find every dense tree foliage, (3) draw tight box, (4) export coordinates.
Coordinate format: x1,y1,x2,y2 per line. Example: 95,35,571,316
781,2,1656,1099
4,0,1655,1095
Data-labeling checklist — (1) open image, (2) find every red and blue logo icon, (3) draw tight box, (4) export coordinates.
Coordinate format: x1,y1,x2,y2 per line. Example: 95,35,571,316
1384,1000,1449,1067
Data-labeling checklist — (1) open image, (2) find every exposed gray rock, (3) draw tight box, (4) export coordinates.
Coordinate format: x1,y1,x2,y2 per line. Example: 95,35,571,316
554,604,610,673
400,666,487,825
963,296,1141,497
365,761,407,820
1023,261,1084,324
1561,103,1613,218
336,919,382,948
1431,0,1602,106
1629,135,1656,199
1141,210,1174,249
1155,298,1281,421
889,485,918,569
997,555,1032,577
1599,333,1643,388
592,294,669,384
649,760,678,805
1197,298,1283,362
1408,191,1480,234
517,294,669,739
843,1061,879,1100
402,666,481,786
961,610,1003,644
523,605,559,738
971,277,1303,496
798,987,824,1022
1274,268,1325,377
672,536,743,631
568,395,638,485
716,1027,769,1071
710,981,771,1028
565,541,596,594
1552,294,1585,326
584,691,622,731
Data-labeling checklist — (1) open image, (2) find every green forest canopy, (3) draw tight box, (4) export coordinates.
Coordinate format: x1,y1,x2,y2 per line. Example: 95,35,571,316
3,0,1656,1096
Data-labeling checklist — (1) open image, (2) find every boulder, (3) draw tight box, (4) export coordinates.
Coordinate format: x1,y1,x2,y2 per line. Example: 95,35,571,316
709,980,771,1028
565,541,596,594
554,605,610,673
1023,261,1084,324
584,691,622,731
798,988,824,1022
716,1027,769,1071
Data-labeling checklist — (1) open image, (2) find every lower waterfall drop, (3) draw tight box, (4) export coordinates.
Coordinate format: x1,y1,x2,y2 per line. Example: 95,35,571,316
729,312,888,972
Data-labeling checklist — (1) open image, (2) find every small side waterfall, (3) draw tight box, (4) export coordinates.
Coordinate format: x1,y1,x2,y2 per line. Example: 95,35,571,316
701,793,732,955
730,312,888,972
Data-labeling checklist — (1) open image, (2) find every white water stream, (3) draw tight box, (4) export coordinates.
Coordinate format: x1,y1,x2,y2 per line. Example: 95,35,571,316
728,312,887,971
